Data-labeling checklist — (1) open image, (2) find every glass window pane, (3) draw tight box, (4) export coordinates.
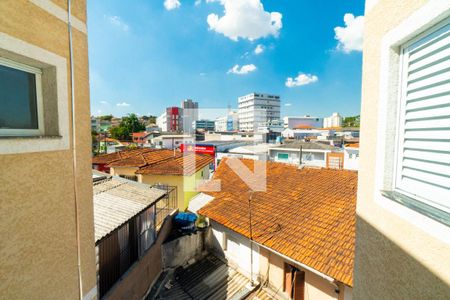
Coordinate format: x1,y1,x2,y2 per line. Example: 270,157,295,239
0,64,38,130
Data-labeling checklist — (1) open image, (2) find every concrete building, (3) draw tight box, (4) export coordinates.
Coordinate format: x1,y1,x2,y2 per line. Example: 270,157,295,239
194,119,215,131
283,116,323,129
215,111,239,132
0,1,97,299
323,113,343,128
151,134,194,149
157,107,182,132
198,159,357,300
353,1,450,299
268,141,339,168
181,99,198,134
238,93,281,132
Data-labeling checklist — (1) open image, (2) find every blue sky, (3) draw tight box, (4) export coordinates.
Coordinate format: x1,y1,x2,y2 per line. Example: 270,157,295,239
87,0,365,118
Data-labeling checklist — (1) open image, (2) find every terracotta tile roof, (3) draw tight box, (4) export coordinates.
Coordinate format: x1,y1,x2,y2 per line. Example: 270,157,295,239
107,149,181,168
198,158,357,287
346,143,359,148
92,148,153,165
136,154,214,176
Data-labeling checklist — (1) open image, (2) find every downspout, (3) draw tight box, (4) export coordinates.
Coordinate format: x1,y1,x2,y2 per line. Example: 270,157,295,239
67,1,84,299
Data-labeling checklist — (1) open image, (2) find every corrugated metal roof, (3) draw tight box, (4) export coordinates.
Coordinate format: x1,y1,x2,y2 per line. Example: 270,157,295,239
93,177,166,243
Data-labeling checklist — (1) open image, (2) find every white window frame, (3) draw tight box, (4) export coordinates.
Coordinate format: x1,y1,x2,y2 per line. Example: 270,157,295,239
374,1,450,242
392,18,450,214
0,57,45,136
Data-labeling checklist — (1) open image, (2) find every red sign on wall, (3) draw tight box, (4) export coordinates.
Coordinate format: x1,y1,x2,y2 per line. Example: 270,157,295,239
180,144,215,156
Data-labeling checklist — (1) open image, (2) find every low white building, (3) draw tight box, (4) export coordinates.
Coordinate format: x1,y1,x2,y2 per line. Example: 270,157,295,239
281,128,334,140
217,143,273,163
343,144,359,171
151,134,194,149
269,141,339,168
283,116,323,129
215,111,239,132
323,112,343,128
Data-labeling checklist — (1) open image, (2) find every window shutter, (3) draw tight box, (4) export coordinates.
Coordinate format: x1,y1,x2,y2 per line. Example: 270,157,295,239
396,20,450,213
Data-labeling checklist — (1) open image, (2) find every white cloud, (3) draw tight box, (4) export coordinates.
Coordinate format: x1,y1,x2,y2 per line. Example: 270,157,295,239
100,101,109,104
284,103,292,107
207,0,282,41
227,64,257,75
195,0,202,6
164,0,181,10
106,15,129,31
254,44,264,55
334,13,364,53
116,102,130,107
285,73,318,88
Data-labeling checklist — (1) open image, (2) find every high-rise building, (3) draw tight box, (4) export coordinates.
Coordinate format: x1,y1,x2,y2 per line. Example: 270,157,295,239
0,1,97,299
157,107,182,132
323,112,343,128
238,93,281,132
181,99,198,133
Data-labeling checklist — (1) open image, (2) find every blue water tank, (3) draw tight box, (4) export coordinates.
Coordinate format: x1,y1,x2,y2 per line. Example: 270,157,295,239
173,212,198,233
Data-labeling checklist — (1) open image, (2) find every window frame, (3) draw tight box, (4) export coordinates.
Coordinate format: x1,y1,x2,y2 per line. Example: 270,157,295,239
0,57,45,136
390,18,450,221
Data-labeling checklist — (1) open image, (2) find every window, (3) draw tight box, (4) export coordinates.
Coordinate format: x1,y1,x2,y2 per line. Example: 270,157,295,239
389,18,450,221
0,57,44,136
278,153,289,160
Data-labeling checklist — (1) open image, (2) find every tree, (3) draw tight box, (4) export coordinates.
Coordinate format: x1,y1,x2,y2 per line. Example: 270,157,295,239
99,114,113,121
109,113,145,140
343,115,360,128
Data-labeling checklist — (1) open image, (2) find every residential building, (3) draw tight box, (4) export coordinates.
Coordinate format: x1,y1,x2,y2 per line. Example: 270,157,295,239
323,113,343,128
132,131,150,145
283,116,323,129
0,1,97,299
194,119,215,131
205,131,264,143
353,1,450,298
151,134,194,149
282,128,332,140
157,107,182,132
97,149,213,210
181,99,198,133
110,117,121,128
93,173,177,298
215,110,239,132
238,92,281,132
343,143,359,171
198,159,357,300
91,116,100,132
145,124,160,133
269,141,340,168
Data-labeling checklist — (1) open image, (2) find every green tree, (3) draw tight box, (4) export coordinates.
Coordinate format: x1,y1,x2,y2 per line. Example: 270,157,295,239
109,113,145,140
343,115,360,128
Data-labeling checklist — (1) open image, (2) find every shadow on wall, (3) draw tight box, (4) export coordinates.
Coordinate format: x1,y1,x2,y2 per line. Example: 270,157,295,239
353,216,450,299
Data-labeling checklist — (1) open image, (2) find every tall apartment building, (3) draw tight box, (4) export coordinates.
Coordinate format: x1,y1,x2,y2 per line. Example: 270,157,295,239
323,112,343,128
157,106,182,132
181,99,198,133
238,92,281,132
0,1,97,299
354,1,450,298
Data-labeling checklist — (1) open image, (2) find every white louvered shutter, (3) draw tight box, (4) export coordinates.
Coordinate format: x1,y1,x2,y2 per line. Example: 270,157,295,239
395,19,450,213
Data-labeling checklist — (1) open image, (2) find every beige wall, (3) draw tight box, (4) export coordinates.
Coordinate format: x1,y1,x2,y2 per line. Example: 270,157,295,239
0,1,96,299
103,212,175,300
354,0,450,298
110,166,139,177
259,247,347,300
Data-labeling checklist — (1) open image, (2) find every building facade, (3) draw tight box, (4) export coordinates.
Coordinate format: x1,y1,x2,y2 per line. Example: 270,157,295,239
238,93,281,132
283,116,323,129
323,113,343,128
157,106,182,132
215,111,239,132
0,1,97,299
194,119,215,131
181,99,198,133
353,1,450,298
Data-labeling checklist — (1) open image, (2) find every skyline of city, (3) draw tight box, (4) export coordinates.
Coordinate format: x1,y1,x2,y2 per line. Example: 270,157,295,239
88,0,365,118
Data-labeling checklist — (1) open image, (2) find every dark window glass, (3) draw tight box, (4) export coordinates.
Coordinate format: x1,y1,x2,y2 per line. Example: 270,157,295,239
0,64,38,130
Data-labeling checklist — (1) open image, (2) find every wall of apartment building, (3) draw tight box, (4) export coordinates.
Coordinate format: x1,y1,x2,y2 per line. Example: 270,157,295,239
354,0,450,298
0,1,96,299
103,211,175,300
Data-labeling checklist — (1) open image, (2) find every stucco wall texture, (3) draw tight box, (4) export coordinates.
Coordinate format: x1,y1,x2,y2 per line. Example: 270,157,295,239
354,0,450,299
0,1,96,299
